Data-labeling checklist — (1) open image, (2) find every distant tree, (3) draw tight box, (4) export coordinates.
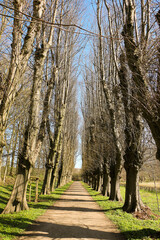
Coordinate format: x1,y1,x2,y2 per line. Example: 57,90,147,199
96,0,123,200
42,0,82,194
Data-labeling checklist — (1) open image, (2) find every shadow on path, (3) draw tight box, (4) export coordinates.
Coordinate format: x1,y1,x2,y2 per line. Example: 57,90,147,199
18,221,123,239
13,222,160,239
0,221,159,239
49,205,105,212
15,182,127,240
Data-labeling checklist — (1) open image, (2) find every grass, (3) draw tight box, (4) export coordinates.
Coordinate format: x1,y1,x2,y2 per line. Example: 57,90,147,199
83,183,160,240
120,186,160,215
0,181,160,240
0,181,73,240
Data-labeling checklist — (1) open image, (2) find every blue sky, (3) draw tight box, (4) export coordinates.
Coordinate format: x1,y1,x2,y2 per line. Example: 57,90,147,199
74,0,96,169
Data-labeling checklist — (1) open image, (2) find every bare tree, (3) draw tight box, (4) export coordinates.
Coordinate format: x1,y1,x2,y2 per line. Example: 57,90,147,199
2,0,60,213
96,0,123,200
0,0,46,181
122,1,160,162
42,0,82,194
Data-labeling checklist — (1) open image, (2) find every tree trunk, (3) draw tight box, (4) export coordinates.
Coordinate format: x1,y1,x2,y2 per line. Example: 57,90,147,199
50,165,56,192
85,174,89,184
92,176,96,190
102,171,110,196
109,171,122,201
123,165,144,213
57,164,62,188
50,136,63,192
0,128,5,182
41,163,53,195
10,127,19,176
2,161,32,214
42,129,59,194
109,148,122,201
50,154,61,192
118,49,144,212
3,155,10,183
96,170,102,192
42,105,65,194
109,153,122,202
89,176,92,186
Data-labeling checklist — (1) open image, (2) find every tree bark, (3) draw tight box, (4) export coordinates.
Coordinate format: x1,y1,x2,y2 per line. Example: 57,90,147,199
2,159,32,214
0,130,5,181
119,51,144,212
102,165,110,196
109,164,122,201
96,169,102,192
50,138,63,192
42,109,65,194
10,125,19,176
92,175,97,190
57,164,62,188
41,164,53,195
123,165,144,212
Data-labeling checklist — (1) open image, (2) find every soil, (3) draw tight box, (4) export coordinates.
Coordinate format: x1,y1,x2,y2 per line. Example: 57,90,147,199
17,181,126,240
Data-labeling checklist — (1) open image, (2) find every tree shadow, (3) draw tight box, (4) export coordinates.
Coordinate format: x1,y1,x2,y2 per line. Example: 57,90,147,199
48,205,107,212
67,189,86,192
0,186,12,196
103,207,122,212
12,221,126,239
38,196,57,201
28,203,50,209
0,217,36,239
57,198,96,202
0,195,9,204
2,185,13,191
0,217,35,229
123,228,160,239
0,190,12,213
59,193,97,197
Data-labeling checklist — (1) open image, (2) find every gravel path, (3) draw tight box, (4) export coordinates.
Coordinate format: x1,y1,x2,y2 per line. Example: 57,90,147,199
18,181,125,240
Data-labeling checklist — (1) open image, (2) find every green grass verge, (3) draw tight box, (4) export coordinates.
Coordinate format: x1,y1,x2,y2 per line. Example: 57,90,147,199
82,183,160,240
0,181,73,240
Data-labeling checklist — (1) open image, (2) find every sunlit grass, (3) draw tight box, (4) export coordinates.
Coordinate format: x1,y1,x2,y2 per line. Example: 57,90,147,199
1,180,160,240
83,183,160,240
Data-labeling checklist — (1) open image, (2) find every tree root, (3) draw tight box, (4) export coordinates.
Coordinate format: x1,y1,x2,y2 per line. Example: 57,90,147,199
133,207,160,220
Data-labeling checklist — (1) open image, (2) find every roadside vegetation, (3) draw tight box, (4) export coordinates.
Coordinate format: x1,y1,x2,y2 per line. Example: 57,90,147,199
0,180,160,240
83,183,160,240
0,181,72,240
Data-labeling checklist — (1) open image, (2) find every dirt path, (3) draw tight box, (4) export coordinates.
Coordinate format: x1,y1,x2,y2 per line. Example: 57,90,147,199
18,181,125,240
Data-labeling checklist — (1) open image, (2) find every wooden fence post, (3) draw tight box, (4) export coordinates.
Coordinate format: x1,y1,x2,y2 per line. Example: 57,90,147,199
35,177,39,202
29,183,32,202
